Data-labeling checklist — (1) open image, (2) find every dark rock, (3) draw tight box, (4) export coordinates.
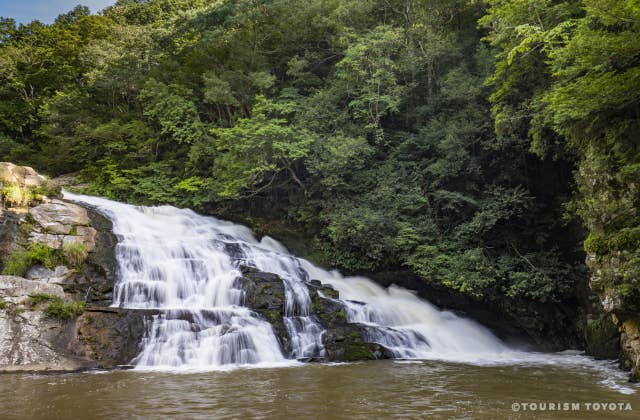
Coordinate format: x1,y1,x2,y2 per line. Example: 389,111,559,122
71,206,117,306
0,211,19,271
582,307,620,360
222,242,246,261
73,307,154,368
306,280,391,361
296,357,326,363
236,265,291,353
235,266,391,361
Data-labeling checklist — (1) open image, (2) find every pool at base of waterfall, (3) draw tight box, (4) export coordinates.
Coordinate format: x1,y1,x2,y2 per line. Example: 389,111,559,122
1,360,638,419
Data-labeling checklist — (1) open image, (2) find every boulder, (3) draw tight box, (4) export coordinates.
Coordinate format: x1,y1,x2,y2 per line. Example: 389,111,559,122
27,201,97,251
0,162,44,188
306,281,392,361
235,265,291,352
74,307,151,368
29,199,90,234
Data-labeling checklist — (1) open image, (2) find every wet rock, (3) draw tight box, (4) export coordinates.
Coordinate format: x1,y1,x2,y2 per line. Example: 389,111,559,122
74,307,152,368
306,279,391,361
235,265,290,352
238,266,286,311
234,266,391,361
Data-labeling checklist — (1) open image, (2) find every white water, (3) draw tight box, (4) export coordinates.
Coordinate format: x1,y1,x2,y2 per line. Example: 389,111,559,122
61,192,638,392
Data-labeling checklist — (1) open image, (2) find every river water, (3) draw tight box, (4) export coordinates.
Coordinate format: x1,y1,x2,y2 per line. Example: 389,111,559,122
1,360,639,419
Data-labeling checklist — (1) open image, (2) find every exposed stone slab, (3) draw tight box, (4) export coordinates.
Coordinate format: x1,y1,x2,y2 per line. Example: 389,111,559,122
29,199,90,234
26,265,74,285
0,275,65,304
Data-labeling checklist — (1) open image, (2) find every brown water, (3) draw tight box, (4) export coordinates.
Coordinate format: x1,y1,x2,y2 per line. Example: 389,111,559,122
1,359,639,419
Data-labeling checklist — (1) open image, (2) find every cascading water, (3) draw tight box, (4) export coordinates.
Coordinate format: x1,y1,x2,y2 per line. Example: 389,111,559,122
64,191,520,370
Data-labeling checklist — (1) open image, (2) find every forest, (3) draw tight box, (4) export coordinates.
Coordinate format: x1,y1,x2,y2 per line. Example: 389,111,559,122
0,0,638,316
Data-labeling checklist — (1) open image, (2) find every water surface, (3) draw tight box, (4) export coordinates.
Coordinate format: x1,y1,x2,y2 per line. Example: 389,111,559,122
2,360,638,419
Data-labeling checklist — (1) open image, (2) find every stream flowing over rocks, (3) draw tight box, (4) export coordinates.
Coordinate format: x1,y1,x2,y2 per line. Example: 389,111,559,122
0,163,636,383
65,191,514,369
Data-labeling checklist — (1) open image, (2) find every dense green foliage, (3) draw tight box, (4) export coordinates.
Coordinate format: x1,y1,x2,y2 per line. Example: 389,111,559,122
1,0,636,307
481,0,640,307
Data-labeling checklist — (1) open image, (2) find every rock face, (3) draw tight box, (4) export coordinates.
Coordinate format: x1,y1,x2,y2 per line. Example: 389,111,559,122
586,251,640,380
0,276,88,372
0,164,138,372
0,310,91,372
0,273,148,372
74,308,150,368
0,275,65,304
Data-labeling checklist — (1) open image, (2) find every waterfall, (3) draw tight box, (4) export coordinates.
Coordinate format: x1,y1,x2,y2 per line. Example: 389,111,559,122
64,192,513,370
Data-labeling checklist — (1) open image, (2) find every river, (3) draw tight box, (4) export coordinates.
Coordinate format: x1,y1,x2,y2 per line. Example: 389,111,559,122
1,359,638,419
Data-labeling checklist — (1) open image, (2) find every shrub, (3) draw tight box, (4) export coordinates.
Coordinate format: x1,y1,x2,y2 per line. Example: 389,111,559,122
33,180,61,199
29,293,59,307
30,293,85,319
44,300,85,320
0,299,7,310
62,242,89,267
1,183,32,207
28,242,62,269
1,243,63,276
2,250,32,276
